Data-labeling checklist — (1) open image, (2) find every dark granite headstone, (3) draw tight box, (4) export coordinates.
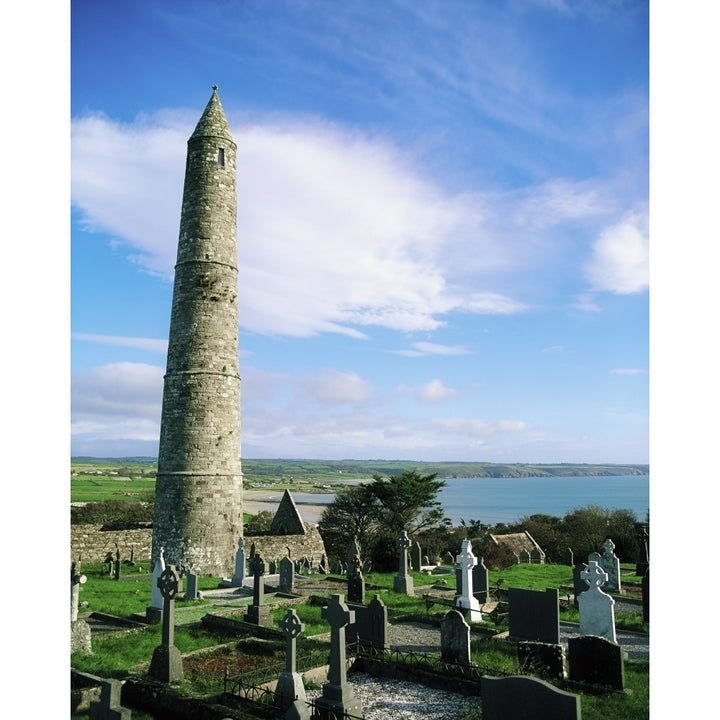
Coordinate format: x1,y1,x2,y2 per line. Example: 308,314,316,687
517,641,565,681
347,595,389,651
568,634,625,690
473,557,489,603
481,675,581,720
410,541,422,572
89,679,131,720
508,587,559,644
184,572,198,600
279,556,295,594
573,563,588,608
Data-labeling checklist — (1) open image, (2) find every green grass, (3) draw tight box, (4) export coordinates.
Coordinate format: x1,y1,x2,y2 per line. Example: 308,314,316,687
71,474,156,503
72,566,648,719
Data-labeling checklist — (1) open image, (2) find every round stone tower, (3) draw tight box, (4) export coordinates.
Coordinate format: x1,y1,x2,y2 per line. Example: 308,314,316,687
152,87,243,576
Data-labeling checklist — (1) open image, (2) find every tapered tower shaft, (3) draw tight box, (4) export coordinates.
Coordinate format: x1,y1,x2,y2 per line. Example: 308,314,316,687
152,87,243,576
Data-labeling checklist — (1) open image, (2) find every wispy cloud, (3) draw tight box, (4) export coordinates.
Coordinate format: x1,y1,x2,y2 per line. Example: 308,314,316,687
72,333,168,354
394,341,470,357
611,368,648,376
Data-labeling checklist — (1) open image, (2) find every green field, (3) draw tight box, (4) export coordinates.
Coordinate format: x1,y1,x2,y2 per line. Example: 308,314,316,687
71,457,648,503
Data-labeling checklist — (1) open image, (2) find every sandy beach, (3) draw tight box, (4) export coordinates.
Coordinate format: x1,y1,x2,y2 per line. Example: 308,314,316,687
243,488,328,524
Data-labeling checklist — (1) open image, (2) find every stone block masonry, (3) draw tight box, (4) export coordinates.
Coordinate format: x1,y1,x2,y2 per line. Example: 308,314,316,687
152,87,244,576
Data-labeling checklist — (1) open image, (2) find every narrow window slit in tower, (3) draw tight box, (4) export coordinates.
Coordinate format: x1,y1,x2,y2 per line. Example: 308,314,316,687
217,148,225,167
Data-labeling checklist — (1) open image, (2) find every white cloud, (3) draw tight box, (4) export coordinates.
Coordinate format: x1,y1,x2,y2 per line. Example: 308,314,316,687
584,210,649,294
297,369,374,406
72,111,544,340
416,379,457,404
71,362,164,419
72,333,168,354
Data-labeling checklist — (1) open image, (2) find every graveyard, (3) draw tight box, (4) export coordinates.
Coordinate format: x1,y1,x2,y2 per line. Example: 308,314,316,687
71,544,648,720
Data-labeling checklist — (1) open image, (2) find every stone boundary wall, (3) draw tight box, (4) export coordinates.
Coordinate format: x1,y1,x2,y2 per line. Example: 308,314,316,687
70,523,327,571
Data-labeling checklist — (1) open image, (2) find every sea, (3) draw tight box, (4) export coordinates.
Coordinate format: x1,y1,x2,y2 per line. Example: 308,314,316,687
284,474,650,526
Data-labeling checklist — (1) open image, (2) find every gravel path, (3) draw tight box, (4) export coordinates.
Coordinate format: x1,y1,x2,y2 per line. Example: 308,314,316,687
309,619,648,719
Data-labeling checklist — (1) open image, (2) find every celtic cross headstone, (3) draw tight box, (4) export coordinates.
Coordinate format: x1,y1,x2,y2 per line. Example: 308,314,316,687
275,608,307,710
455,538,482,622
315,594,363,720
149,565,184,683
245,552,271,626
578,560,616,642
393,530,414,595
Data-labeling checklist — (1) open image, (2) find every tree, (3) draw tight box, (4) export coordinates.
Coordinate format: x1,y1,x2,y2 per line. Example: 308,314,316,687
317,484,381,562
368,469,447,536
317,469,448,570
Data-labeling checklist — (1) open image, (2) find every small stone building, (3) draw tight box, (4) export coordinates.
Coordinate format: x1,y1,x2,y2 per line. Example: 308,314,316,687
488,531,545,564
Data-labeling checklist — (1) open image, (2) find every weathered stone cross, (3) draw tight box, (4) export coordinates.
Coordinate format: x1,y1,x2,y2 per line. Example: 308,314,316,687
71,559,87,623
158,565,181,647
322,594,354,688
396,530,411,574
279,608,305,675
250,552,266,606
456,538,478,597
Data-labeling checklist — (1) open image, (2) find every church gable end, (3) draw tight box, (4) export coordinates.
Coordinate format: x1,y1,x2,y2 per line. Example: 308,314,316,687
270,490,307,536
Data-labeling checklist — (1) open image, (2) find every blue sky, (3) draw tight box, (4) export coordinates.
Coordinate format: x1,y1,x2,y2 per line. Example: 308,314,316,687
68,0,651,463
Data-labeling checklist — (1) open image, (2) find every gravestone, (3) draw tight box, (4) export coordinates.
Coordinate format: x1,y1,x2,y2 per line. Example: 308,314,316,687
184,572,198,600
642,566,649,623
245,553,271,626
347,553,365,604
572,563,588,608
318,553,328,574
600,538,622,593
229,536,246,586
393,531,414,595
410,541,422,572
481,675,581,720
636,524,649,577
517,641,565,681
508,587,559,644
578,560,616,642
146,547,165,624
279,555,295,594
88,679,131,720
564,547,574,566
149,565,184,683
473,556,489,603
71,559,92,654
346,537,362,568
441,609,472,666
113,549,121,580
315,594,363,720
568,634,625,690
275,608,307,710
104,551,114,576
442,551,455,565
347,594,389,651
455,538,482,622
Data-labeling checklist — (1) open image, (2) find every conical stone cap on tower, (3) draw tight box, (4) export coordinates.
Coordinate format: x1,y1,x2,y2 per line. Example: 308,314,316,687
190,86,233,140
